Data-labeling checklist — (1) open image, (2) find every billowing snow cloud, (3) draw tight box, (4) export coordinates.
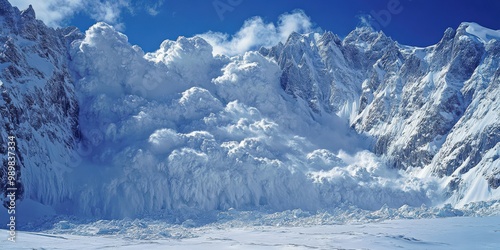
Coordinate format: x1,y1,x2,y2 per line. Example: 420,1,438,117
9,0,164,29
199,10,318,56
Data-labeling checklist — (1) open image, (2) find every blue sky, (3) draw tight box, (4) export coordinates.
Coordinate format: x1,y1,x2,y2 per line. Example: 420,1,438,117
9,0,500,53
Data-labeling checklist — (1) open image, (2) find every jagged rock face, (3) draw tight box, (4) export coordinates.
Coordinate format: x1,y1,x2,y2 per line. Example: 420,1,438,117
354,23,499,195
261,27,409,123
428,37,500,203
0,1,82,207
264,23,499,194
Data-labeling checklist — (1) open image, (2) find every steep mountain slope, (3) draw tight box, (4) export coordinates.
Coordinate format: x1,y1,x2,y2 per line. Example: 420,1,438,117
0,1,498,221
0,1,82,208
264,23,500,206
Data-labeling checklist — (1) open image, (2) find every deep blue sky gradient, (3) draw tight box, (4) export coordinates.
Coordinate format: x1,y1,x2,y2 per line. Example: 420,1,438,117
69,0,500,52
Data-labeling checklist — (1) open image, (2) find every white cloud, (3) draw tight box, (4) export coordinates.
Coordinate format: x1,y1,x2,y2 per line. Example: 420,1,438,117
9,0,164,29
277,10,314,41
88,0,130,25
145,0,164,16
198,10,318,56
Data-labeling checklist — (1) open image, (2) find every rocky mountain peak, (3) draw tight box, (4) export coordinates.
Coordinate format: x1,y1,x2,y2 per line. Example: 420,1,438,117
20,4,35,19
343,26,389,46
318,31,341,46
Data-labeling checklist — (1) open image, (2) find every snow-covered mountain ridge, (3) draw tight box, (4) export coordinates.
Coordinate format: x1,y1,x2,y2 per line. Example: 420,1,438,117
0,0,82,208
260,22,500,207
0,0,498,222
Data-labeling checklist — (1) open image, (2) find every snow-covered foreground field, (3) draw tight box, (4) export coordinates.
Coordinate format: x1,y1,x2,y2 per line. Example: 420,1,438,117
3,216,499,249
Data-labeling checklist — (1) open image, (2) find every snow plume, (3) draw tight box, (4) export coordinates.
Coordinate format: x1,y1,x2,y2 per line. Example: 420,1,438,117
61,24,437,219
199,10,317,56
9,0,164,29
356,14,376,29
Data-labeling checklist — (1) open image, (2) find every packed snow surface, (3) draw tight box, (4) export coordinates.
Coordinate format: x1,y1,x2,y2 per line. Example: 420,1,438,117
464,22,500,43
3,216,500,249
1,1,499,240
